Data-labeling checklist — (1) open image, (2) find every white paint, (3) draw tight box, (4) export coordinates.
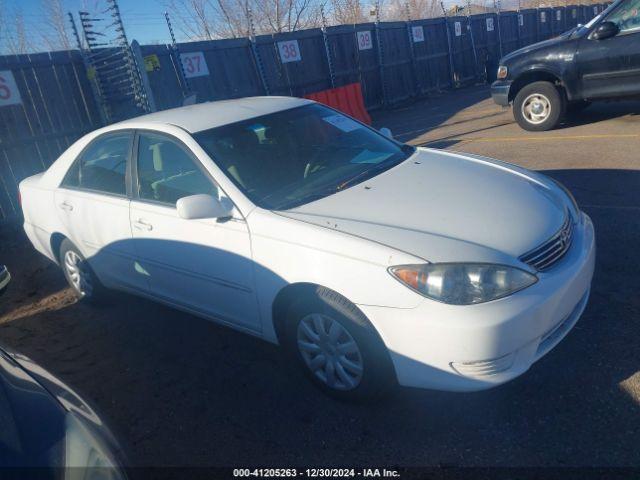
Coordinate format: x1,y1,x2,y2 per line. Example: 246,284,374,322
0,70,22,107
556,10,562,21
486,17,494,32
180,52,210,78
454,21,462,36
356,30,373,50
19,99,596,394
411,25,425,42
518,13,524,26
541,11,547,23
277,40,302,63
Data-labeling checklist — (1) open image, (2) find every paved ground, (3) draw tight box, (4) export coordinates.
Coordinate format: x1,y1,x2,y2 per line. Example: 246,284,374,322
1,85,639,471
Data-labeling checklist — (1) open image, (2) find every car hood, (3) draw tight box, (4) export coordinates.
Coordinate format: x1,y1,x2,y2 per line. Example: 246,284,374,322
501,32,572,64
278,149,567,264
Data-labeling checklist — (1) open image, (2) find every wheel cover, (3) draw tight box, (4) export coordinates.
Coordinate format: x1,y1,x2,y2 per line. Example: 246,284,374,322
64,250,93,297
296,313,364,391
521,93,552,125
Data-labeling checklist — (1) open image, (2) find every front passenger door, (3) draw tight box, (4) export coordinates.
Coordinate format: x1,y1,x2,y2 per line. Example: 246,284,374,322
129,131,260,332
577,0,640,98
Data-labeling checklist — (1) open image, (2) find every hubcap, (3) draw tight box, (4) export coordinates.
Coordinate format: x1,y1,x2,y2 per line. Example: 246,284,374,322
522,93,552,125
64,250,93,297
297,313,364,391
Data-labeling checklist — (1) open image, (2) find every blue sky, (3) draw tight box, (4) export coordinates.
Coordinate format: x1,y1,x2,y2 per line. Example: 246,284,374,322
15,0,179,46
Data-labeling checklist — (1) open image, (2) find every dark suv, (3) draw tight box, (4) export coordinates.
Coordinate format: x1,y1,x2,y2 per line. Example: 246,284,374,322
491,0,640,131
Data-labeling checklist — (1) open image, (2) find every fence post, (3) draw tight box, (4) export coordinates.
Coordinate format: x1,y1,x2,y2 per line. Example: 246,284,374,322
374,0,388,106
494,0,504,60
68,12,108,125
131,40,157,112
164,11,193,101
248,7,270,96
320,6,336,89
405,3,421,97
440,2,457,88
465,0,480,81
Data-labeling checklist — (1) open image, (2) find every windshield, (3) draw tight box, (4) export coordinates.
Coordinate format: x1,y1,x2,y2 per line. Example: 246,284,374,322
194,104,414,210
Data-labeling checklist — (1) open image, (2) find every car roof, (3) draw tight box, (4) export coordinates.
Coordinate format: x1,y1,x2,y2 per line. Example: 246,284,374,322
117,96,314,133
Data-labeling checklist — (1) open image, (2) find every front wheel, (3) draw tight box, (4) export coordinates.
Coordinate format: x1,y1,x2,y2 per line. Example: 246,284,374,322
59,239,106,302
513,81,565,131
282,287,396,401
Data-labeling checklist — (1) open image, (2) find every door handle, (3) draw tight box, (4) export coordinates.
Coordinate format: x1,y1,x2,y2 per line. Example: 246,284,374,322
133,219,153,231
59,201,74,212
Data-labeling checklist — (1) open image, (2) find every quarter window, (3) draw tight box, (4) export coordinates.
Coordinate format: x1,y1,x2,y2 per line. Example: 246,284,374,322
136,132,217,205
62,132,131,196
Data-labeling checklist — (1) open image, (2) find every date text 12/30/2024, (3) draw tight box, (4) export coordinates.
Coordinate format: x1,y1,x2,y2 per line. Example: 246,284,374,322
233,469,401,478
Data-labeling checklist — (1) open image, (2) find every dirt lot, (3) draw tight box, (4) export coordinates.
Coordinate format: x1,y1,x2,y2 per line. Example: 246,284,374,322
1,85,639,470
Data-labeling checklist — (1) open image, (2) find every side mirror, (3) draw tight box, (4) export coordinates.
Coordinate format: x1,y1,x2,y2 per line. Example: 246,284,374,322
591,21,619,40
380,127,393,139
176,194,233,220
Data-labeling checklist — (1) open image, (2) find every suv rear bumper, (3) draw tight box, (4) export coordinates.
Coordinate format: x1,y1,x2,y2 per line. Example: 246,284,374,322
491,80,512,106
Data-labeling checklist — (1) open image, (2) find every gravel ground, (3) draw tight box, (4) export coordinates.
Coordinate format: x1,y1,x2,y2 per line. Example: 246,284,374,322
0,85,639,471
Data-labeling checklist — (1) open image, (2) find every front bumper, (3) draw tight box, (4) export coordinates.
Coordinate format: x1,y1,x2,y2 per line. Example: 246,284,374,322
360,212,596,392
491,80,512,106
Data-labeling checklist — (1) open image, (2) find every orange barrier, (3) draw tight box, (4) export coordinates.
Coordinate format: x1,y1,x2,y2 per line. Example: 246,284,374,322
305,83,372,125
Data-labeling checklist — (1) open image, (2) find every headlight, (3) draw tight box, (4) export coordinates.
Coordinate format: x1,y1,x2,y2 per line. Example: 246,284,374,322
497,65,508,79
65,413,126,479
389,263,537,305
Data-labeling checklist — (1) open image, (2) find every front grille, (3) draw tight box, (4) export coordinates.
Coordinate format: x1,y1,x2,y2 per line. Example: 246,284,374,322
520,214,574,271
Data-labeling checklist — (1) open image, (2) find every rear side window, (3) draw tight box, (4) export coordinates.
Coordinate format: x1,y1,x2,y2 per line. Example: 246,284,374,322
62,132,131,196
606,0,640,33
135,132,217,206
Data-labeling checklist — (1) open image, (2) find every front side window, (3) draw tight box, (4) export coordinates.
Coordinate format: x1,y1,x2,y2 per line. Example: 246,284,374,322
136,132,217,206
194,104,414,210
62,132,131,196
604,0,640,32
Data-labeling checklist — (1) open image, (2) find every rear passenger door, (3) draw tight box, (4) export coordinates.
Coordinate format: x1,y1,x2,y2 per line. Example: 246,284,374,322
54,131,145,291
129,130,260,332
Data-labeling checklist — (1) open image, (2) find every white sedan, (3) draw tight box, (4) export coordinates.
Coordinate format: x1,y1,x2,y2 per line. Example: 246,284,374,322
20,97,595,400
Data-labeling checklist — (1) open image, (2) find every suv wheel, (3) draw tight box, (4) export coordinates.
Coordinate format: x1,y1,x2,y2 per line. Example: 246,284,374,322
513,81,564,131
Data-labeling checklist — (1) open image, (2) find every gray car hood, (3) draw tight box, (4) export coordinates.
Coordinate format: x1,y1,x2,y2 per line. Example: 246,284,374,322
278,149,567,264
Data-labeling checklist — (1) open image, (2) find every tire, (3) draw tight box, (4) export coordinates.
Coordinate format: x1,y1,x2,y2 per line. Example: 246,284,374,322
513,81,565,131
281,287,396,401
59,238,106,302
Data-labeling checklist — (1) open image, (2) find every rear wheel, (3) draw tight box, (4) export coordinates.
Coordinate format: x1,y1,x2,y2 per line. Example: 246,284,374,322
282,287,396,401
513,81,565,131
59,239,105,302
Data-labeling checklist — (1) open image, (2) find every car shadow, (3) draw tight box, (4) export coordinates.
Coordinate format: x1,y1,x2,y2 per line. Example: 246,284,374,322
559,100,640,129
0,169,639,469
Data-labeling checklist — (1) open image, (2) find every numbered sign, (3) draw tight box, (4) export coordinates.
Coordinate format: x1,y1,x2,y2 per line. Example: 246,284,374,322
556,10,562,21
356,31,373,50
277,40,302,63
486,17,494,31
144,54,161,72
180,52,210,78
540,11,546,23
518,13,524,26
0,71,21,107
572,9,577,18
454,21,462,36
411,26,425,42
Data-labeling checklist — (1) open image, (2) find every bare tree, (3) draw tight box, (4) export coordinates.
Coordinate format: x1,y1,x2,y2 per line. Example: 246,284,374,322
4,8,32,54
330,0,367,24
40,0,72,51
166,0,324,40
